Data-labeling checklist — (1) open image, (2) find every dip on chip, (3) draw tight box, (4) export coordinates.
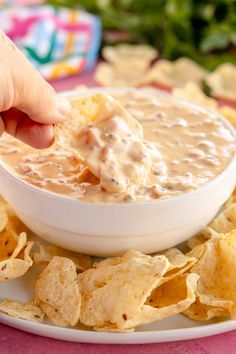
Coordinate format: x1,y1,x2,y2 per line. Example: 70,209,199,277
1,90,235,204
78,250,198,331
56,93,152,193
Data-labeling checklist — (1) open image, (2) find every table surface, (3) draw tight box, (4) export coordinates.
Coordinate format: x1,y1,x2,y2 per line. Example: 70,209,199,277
1,69,236,354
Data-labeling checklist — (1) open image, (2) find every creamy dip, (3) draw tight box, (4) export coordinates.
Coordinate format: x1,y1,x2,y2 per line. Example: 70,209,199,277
0,91,235,203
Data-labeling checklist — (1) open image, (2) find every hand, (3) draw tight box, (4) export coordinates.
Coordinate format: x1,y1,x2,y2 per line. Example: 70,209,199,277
0,31,72,149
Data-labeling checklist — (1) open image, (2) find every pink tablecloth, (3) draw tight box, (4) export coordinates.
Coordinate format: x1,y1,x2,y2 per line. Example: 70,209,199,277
1,70,236,354
1,323,236,354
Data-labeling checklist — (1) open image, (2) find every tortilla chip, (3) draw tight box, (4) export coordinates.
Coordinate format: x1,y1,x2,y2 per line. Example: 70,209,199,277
0,233,33,282
0,229,19,260
56,93,143,144
35,256,81,327
95,45,157,87
184,230,236,320
38,301,69,327
233,188,236,202
33,243,91,273
219,106,236,128
0,208,8,233
0,200,33,282
187,227,222,250
0,201,29,261
78,250,198,331
209,203,236,233
161,248,197,280
164,248,196,269
95,62,149,87
206,63,236,100
224,190,236,207
173,82,217,109
144,58,207,88
183,298,231,321
0,199,29,235
0,299,44,322
56,93,151,193
143,273,198,322
103,44,157,65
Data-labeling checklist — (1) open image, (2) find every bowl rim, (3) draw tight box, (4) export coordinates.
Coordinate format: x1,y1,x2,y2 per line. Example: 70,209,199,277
0,86,236,209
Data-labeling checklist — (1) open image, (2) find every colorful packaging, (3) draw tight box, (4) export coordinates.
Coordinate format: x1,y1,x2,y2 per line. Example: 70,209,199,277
0,5,101,79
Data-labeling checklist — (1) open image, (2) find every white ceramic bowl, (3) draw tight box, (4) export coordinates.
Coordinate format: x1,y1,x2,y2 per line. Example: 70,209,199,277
0,88,236,256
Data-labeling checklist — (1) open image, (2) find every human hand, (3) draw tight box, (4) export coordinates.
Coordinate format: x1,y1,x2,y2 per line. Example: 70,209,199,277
0,30,72,148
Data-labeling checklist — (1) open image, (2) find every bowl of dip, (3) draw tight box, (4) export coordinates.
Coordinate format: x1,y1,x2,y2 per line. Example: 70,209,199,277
0,88,235,256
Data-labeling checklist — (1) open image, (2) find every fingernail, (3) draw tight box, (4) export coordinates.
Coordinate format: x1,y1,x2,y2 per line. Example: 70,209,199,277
56,97,72,120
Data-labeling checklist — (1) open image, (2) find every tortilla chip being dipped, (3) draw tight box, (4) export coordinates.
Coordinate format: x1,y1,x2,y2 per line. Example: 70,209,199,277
55,93,152,193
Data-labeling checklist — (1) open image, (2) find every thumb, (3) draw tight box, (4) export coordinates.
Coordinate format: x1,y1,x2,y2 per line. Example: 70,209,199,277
0,30,72,124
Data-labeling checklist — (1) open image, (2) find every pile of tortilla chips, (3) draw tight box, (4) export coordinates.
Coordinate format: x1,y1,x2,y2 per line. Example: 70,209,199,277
0,198,33,282
1,191,236,331
95,44,158,87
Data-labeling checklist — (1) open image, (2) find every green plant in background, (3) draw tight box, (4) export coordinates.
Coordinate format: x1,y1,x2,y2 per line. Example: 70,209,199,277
47,0,236,69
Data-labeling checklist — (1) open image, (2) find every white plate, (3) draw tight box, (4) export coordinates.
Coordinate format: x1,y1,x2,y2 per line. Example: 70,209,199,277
0,243,236,344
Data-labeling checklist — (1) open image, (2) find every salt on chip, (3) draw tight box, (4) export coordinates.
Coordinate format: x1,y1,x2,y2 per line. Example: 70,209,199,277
206,63,236,101
145,58,207,88
35,256,81,327
209,203,236,233
78,250,198,331
0,233,33,282
173,82,217,109
184,230,236,320
0,299,44,322
33,243,91,272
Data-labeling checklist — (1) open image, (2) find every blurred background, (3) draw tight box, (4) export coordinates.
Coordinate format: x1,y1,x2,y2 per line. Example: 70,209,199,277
0,0,236,95
48,0,236,69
